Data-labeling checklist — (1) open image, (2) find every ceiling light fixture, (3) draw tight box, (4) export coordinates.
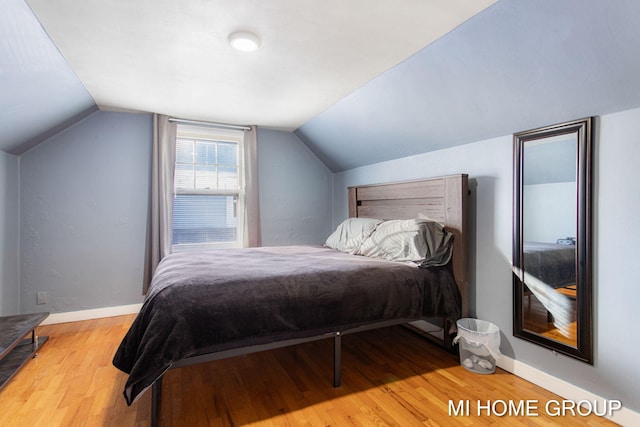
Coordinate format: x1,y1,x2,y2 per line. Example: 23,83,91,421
228,31,261,52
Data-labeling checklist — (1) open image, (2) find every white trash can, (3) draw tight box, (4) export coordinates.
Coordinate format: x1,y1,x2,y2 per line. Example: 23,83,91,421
453,318,501,374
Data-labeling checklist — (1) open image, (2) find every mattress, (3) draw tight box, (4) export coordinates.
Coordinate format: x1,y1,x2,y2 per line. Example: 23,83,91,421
113,245,461,404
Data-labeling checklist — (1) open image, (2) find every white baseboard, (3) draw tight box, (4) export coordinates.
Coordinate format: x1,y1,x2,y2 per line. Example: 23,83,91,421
40,303,142,325
497,356,637,426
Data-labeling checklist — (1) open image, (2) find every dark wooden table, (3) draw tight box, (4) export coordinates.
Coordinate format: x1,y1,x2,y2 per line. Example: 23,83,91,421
0,312,49,389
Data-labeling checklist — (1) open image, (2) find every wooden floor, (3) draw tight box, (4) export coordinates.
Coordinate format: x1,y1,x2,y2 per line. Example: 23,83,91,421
0,315,617,426
523,292,577,345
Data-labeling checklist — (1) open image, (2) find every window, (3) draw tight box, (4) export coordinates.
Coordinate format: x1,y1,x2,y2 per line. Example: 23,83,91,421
172,124,245,251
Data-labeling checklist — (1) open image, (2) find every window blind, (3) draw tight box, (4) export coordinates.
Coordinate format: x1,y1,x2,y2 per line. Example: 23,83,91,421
172,125,244,250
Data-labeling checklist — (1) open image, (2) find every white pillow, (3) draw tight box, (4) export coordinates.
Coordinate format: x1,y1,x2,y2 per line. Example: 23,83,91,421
324,217,383,254
357,219,454,266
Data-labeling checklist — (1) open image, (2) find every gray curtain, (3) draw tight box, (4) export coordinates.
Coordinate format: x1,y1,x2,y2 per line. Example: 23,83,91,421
244,125,262,247
143,114,176,293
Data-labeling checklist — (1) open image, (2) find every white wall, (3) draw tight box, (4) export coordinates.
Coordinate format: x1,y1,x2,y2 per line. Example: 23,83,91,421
523,182,576,242
0,151,20,315
257,129,333,246
332,107,640,414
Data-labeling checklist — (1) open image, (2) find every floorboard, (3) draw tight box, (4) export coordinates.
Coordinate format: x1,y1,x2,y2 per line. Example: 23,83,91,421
0,315,618,426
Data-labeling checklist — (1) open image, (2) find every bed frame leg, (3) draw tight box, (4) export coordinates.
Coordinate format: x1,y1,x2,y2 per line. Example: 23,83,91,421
333,333,341,387
151,376,162,427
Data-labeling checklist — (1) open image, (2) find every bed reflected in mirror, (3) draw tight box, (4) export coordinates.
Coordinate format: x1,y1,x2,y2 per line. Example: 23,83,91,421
513,118,593,364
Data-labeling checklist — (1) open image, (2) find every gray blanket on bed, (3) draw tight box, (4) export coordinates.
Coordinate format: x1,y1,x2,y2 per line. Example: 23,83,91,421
112,245,461,405
524,242,576,288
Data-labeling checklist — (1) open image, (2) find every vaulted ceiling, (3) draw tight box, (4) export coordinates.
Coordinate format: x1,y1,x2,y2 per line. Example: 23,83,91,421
296,0,640,171
1,0,97,155
3,0,640,172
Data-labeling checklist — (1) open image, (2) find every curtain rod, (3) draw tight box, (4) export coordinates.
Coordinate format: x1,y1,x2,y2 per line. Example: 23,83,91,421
168,117,251,131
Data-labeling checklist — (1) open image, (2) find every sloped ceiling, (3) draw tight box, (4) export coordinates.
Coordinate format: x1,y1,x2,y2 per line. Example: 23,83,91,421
296,0,640,171
3,0,640,169
24,0,495,131
0,0,97,155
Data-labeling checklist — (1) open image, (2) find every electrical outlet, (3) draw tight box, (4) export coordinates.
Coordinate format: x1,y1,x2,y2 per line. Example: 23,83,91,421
36,291,47,305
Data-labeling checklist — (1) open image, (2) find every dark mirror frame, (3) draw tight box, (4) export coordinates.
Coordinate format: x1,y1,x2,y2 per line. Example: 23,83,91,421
513,117,593,364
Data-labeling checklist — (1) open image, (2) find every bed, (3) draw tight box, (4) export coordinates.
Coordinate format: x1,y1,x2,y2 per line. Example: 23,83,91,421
113,174,469,425
523,241,576,289
520,241,576,336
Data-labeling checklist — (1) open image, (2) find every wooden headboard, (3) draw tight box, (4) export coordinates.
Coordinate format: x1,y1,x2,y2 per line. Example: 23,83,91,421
348,174,469,317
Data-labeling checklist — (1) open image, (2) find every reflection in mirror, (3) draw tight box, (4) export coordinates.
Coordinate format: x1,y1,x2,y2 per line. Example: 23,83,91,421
513,118,593,364
523,135,577,344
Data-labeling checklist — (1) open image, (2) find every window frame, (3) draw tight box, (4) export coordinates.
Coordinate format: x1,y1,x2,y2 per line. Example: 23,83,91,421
171,124,246,252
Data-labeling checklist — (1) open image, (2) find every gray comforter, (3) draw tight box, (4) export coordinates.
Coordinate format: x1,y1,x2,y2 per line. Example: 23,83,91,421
524,242,576,288
113,245,461,405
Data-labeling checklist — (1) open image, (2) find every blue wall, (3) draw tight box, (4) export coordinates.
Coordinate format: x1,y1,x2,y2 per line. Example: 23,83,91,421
0,151,20,315
332,107,640,415
10,115,334,315
19,111,152,313
257,128,333,246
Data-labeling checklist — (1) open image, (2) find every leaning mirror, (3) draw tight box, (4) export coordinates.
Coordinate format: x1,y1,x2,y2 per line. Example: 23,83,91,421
513,117,593,364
